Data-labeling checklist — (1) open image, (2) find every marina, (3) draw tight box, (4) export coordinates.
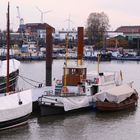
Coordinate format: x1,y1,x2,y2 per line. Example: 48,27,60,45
0,0,140,139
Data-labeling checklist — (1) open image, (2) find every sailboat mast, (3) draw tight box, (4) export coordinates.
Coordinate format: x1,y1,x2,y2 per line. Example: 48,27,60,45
6,2,10,93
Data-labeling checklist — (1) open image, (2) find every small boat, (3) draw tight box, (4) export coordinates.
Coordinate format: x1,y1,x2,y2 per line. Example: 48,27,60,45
84,48,111,61
0,3,32,130
0,59,20,93
93,83,138,111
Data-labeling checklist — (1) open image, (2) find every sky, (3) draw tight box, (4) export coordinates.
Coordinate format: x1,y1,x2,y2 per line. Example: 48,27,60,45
1,0,140,31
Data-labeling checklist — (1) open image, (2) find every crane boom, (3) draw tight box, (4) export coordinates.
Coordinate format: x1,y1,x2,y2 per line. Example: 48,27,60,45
16,6,20,24
16,6,24,25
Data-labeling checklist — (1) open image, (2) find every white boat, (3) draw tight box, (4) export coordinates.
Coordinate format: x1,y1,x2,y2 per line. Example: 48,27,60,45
0,89,32,130
0,59,20,93
0,3,32,130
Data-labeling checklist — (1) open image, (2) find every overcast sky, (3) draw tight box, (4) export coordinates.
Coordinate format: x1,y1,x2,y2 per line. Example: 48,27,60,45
1,0,140,31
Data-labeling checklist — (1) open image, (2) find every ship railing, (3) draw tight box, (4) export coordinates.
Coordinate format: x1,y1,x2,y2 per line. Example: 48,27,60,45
0,77,18,92
0,74,18,86
38,94,61,105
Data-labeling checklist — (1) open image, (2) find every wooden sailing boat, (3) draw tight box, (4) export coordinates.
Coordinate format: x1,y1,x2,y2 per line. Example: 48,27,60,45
0,3,32,130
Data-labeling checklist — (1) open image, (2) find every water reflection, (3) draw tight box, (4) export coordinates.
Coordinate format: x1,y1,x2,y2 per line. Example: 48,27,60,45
0,124,30,140
94,107,137,122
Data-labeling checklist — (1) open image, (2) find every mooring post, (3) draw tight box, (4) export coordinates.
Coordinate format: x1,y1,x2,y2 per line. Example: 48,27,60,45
77,27,84,66
45,26,53,86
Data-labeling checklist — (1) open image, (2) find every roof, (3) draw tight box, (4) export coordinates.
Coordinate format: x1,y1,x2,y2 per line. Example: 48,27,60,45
25,23,55,32
116,26,140,33
63,64,87,69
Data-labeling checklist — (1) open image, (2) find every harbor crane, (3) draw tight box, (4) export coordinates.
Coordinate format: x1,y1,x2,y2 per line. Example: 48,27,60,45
36,6,51,23
16,6,24,26
16,6,26,43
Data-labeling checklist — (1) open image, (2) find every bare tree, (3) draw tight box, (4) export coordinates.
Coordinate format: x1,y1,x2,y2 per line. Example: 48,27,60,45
86,12,110,48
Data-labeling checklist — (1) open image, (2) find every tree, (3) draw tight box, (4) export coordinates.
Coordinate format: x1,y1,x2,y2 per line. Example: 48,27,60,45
86,12,110,48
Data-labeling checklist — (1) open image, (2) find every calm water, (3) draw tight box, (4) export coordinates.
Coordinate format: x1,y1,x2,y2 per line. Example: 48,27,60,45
0,60,140,140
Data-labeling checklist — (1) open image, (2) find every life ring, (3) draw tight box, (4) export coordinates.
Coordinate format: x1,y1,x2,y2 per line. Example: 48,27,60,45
61,86,69,93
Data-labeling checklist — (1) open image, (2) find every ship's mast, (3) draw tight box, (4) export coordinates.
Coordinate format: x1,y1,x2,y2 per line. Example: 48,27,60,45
63,33,69,88
6,2,10,94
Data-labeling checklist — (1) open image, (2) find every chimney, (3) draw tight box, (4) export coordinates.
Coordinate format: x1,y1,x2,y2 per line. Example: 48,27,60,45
77,27,84,65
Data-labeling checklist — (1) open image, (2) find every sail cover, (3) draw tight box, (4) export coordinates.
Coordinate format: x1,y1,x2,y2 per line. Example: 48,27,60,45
93,84,136,103
0,59,20,77
61,96,93,111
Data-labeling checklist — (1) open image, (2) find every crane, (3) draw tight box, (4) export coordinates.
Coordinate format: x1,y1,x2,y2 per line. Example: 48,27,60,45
36,6,51,23
16,6,26,43
16,6,24,26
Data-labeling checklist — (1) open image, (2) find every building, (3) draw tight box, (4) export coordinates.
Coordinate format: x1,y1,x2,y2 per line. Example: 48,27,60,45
116,26,140,39
106,31,124,39
25,23,55,40
116,26,140,33
116,26,140,49
54,29,77,41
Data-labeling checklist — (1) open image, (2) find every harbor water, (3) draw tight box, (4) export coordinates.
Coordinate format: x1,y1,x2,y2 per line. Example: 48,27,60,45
0,60,140,140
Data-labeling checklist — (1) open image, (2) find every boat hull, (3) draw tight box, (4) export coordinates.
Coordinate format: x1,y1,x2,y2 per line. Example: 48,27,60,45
40,104,93,116
40,104,65,116
38,94,93,116
95,97,138,111
39,100,93,116
0,70,19,93
0,89,32,130
0,114,30,131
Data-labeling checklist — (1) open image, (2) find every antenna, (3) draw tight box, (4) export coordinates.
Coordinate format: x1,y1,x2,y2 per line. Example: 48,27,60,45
36,6,51,23
65,14,73,31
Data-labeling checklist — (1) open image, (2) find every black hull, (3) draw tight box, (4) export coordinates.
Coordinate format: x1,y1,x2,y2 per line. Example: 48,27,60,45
40,104,64,116
0,70,19,93
40,104,92,116
0,114,30,131
32,101,40,114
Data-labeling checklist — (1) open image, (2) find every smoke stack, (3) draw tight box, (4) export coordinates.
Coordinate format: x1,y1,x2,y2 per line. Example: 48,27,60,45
77,27,84,65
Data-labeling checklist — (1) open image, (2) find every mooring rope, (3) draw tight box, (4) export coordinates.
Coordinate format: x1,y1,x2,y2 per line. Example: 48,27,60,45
19,75,45,87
